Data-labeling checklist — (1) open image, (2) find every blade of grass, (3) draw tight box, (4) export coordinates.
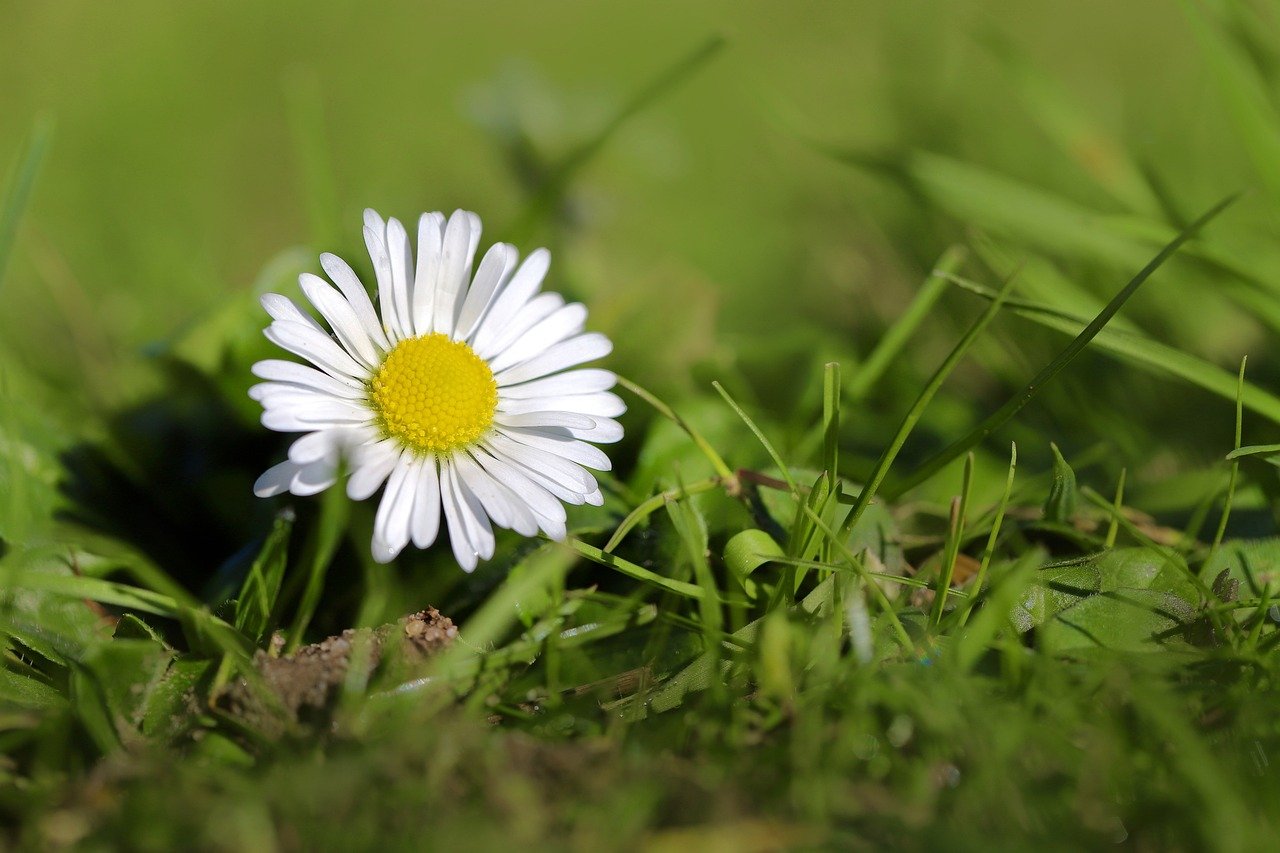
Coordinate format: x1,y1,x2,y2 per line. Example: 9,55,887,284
820,362,841,564
836,266,1021,540
959,443,1017,627
284,468,350,652
1104,467,1126,549
980,30,1160,214
0,116,52,291
568,537,712,602
712,380,797,494
1206,357,1247,574
847,246,966,401
942,271,1280,425
512,36,724,239
931,452,975,627
1183,0,1280,203
798,502,914,652
888,194,1239,499
603,476,724,553
7,571,181,617
616,375,734,481
284,68,340,249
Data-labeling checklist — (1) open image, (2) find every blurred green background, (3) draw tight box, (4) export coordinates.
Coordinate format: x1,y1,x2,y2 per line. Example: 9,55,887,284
3,0,1263,387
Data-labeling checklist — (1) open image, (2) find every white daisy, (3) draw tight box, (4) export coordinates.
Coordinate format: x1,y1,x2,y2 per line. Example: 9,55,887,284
251,209,623,570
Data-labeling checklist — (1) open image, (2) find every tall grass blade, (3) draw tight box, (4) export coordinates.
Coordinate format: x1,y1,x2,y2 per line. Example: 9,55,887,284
513,36,724,238
836,267,1021,539
0,116,53,292
848,247,966,402
888,194,1239,498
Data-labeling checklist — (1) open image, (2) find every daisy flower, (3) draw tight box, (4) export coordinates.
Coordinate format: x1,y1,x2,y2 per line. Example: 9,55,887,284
251,209,622,570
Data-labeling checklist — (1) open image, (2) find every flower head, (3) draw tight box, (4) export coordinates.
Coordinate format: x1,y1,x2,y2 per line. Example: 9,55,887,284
252,209,622,569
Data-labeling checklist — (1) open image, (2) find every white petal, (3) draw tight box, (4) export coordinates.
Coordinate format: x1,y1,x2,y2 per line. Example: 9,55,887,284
485,449,588,506
252,359,365,394
498,368,616,400
292,457,340,496
494,333,612,386
449,459,496,560
347,438,401,501
533,511,567,541
265,322,369,382
250,381,354,405
487,303,587,373
463,212,482,283
364,212,405,342
432,210,478,337
476,292,564,361
412,212,446,335
495,411,597,431
496,426,612,471
372,451,416,563
497,392,626,418
455,453,539,537
261,293,323,331
410,457,442,549
320,252,390,351
487,432,598,495
469,248,549,350
454,243,516,342
386,217,415,338
566,417,624,444
287,426,377,464
440,462,484,572
266,398,370,426
300,273,380,367
253,457,337,498
469,448,567,523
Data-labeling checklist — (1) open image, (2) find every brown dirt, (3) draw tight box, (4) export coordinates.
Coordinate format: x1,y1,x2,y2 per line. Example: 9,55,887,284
219,608,456,736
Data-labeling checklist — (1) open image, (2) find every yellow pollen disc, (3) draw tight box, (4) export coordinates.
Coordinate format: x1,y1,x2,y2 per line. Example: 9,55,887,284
368,333,498,455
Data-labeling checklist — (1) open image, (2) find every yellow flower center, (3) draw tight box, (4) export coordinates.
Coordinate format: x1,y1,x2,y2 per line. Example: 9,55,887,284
368,333,498,455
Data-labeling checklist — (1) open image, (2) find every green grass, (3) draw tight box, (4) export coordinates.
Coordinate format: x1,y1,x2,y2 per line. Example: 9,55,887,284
5,2,1280,850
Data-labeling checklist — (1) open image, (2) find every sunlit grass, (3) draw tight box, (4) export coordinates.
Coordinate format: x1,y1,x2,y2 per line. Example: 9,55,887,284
4,2,1280,849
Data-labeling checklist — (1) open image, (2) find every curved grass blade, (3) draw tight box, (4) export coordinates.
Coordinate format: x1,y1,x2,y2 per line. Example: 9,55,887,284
943,272,1280,425
617,375,734,480
888,194,1239,499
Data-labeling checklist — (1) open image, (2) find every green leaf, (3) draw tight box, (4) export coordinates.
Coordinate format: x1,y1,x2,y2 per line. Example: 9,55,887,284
723,529,783,599
0,668,66,711
1039,590,1196,653
1214,538,1280,598
79,637,174,736
1043,444,1077,524
141,658,212,740
1015,548,1199,633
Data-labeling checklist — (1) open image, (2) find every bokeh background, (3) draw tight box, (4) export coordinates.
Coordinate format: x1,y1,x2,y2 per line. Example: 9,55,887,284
3,0,1262,373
